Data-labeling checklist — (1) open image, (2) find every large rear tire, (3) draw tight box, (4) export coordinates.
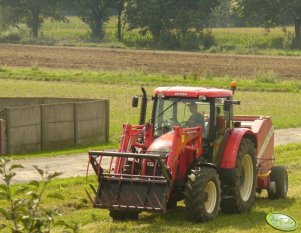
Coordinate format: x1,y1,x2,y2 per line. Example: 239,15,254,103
268,166,288,199
221,138,256,214
109,210,139,221
185,167,221,222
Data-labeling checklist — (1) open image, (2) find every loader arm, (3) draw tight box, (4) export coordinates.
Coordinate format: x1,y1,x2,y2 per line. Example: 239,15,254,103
167,126,203,179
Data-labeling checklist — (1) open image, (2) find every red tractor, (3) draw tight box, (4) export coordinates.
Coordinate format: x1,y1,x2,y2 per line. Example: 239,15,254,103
86,83,288,222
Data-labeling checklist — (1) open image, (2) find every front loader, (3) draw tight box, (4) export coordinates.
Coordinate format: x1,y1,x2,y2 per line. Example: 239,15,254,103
86,83,288,222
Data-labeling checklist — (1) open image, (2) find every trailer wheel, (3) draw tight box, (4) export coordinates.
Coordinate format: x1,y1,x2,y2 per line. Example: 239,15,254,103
109,210,139,221
268,166,288,199
185,167,221,222
221,138,256,213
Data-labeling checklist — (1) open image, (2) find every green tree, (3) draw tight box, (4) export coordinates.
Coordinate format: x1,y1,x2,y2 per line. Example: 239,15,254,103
0,5,19,31
0,0,65,38
116,0,125,41
125,0,219,49
73,0,111,41
211,0,248,27
231,0,301,47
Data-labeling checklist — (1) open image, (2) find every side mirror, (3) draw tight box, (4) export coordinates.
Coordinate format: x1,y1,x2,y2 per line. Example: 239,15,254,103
132,96,139,108
223,100,241,111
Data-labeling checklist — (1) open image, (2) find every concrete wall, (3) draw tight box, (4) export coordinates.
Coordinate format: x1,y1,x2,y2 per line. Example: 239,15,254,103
75,100,109,146
6,106,41,154
0,98,109,155
0,97,93,112
41,103,75,151
0,119,6,155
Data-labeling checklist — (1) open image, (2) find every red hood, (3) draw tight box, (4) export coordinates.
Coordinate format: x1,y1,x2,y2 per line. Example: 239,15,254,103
147,132,174,154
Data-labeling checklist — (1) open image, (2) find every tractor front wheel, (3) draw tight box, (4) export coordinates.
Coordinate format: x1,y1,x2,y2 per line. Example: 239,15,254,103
185,167,221,222
221,138,256,214
268,166,288,199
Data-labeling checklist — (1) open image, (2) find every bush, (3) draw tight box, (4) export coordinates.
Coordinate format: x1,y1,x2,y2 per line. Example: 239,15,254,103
180,31,201,51
0,24,30,43
270,37,284,49
156,32,180,50
200,30,216,49
0,158,79,233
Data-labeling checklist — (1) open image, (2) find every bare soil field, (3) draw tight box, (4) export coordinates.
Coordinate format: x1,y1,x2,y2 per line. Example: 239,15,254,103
1,44,301,80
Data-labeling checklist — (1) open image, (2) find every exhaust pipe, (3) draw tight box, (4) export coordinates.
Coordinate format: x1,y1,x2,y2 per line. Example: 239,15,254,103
139,87,147,125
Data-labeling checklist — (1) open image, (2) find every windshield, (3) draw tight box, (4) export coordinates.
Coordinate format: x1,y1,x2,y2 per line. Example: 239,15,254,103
153,97,210,137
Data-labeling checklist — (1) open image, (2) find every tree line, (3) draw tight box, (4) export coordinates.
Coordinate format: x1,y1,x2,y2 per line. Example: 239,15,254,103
0,0,300,49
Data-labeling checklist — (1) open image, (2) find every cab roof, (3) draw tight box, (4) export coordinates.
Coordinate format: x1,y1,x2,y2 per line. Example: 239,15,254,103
154,86,233,98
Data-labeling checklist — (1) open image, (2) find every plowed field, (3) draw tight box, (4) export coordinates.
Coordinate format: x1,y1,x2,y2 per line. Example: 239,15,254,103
1,44,301,80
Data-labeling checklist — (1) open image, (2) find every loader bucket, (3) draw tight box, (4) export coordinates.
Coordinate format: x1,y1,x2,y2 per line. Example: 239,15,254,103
86,151,172,213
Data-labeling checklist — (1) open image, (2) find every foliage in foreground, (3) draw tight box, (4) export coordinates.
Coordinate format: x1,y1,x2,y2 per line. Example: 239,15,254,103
0,158,78,233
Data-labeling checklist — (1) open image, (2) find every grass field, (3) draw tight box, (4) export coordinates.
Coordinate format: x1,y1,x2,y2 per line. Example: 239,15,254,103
1,143,300,233
0,67,300,145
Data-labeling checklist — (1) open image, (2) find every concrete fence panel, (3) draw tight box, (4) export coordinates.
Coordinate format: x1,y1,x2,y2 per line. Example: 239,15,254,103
6,106,41,154
75,100,109,145
41,103,75,151
0,97,43,112
0,119,6,155
41,98,94,105
0,98,109,155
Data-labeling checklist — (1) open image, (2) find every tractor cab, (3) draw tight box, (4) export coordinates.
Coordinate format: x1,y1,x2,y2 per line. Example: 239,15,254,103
149,86,235,163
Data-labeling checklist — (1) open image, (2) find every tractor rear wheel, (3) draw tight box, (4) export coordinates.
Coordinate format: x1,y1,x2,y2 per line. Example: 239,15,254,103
185,167,221,222
268,166,288,199
109,210,139,221
221,138,256,214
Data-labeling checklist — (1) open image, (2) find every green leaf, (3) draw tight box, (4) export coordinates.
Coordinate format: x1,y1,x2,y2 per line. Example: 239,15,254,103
47,192,64,200
4,173,16,183
33,165,44,177
47,172,63,180
0,224,7,230
0,184,7,191
26,191,39,199
0,208,11,220
29,180,40,188
15,186,29,195
9,164,24,171
55,220,69,227
0,191,9,200
0,158,10,164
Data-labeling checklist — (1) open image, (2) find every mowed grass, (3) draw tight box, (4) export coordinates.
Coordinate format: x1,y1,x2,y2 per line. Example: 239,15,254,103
1,143,300,233
1,67,300,92
0,69,300,144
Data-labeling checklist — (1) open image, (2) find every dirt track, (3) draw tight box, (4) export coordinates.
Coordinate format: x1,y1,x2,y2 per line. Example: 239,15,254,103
4,127,300,184
1,44,301,80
